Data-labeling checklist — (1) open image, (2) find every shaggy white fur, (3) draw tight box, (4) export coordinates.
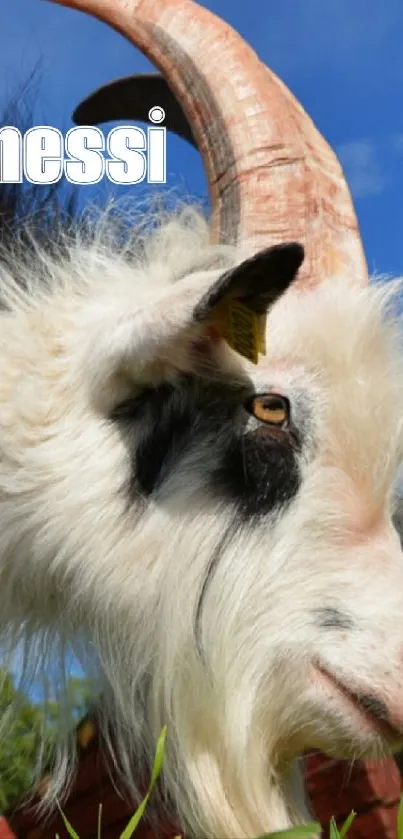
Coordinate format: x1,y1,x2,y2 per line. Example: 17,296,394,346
1,204,403,838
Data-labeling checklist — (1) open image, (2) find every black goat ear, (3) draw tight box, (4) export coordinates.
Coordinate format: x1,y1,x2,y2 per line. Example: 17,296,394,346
192,242,304,363
194,242,304,319
82,242,304,401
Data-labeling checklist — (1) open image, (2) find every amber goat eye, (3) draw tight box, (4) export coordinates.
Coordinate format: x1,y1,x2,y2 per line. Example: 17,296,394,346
244,393,290,428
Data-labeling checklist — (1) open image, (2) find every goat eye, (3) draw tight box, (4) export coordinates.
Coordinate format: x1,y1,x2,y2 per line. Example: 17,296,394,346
244,393,290,428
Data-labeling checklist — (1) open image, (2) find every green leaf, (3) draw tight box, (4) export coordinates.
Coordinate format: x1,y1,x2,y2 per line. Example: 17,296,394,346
97,803,103,839
148,724,167,788
338,810,356,838
329,816,340,839
255,823,321,838
119,726,167,839
0,668,91,813
55,801,81,839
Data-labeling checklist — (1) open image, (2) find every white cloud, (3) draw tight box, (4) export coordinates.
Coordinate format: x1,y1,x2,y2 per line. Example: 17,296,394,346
336,140,386,198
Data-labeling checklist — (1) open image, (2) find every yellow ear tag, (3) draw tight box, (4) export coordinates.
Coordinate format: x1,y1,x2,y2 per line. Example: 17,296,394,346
211,299,267,364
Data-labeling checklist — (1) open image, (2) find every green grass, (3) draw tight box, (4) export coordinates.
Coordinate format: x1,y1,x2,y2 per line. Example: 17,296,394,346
55,728,403,839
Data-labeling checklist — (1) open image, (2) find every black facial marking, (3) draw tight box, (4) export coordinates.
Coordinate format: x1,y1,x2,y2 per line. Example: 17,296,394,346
111,374,303,520
213,424,301,518
314,608,354,631
111,380,199,499
194,521,237,659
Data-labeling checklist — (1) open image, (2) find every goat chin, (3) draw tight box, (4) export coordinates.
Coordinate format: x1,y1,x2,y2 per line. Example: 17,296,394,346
1,197,403,838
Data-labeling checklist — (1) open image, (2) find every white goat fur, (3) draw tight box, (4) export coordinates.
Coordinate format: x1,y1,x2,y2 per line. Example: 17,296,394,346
1,203,403,838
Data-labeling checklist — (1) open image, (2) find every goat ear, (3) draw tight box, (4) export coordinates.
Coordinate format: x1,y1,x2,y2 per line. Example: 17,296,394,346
87,242,303,400
192,241,304,363
194,242,304,320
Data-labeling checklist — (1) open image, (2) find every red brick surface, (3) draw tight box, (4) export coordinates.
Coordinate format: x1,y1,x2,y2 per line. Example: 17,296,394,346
305,753,402,838
7,717,403,839
0,817,17,839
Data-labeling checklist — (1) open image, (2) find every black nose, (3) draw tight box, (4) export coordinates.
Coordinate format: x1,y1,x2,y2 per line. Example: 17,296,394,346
314,607,354,630
358,694,390,724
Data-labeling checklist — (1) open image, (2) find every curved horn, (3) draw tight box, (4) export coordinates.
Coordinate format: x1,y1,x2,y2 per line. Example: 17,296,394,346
73,74,197,147
49,0,367,287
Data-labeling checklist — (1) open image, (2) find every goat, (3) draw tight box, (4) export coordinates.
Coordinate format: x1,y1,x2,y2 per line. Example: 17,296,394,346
1,0,403,837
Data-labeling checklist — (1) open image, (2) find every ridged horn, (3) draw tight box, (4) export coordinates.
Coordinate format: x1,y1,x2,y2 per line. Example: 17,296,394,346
49,0,368,287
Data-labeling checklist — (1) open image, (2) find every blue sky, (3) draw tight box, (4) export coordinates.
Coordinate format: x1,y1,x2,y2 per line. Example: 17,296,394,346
1,0,403,277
